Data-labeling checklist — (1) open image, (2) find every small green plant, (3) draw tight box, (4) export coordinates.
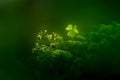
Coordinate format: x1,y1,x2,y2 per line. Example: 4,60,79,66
65,24,79,38
65,24,86,41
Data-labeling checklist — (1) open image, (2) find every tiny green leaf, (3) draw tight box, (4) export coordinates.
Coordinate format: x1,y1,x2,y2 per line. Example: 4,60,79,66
67,31,76,38
66,24,73,31
73,25,79,34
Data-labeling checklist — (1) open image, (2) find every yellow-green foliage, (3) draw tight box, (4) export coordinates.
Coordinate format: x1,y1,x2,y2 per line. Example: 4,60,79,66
65,24,79,38
32,30,64,54
32,22,120,80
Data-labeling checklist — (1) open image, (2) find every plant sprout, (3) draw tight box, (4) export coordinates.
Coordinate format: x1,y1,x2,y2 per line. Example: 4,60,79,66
65,24,79,38
65,24,85,40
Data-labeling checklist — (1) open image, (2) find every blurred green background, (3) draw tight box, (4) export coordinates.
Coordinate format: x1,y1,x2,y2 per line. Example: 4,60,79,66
0,0,120,80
